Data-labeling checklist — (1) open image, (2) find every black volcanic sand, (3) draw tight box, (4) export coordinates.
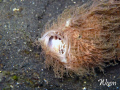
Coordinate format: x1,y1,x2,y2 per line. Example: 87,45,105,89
0,0,120,90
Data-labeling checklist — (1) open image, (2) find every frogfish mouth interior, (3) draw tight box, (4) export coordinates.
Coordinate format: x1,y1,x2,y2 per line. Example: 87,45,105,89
37,0,120,78
40,31,68,63
48,35,66,55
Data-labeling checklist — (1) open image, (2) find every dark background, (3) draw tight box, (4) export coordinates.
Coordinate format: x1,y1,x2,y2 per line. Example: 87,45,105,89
0,0,120,90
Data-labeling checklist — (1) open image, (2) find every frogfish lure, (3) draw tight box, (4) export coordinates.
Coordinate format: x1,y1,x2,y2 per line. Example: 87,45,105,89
37,0,120,78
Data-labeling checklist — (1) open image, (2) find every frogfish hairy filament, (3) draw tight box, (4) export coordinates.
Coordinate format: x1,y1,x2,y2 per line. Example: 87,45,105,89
36,0,120,78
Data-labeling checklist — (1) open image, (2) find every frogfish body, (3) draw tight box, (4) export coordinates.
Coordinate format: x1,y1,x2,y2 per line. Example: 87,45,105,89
37,0,120,78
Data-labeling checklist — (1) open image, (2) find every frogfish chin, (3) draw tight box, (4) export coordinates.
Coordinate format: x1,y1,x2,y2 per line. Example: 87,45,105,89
37,0,120,78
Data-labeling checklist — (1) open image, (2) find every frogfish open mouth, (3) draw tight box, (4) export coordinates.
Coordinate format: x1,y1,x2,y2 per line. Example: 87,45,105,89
36,0,120,78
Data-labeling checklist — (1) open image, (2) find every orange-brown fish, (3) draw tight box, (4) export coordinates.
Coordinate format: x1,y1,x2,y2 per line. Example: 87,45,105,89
37,0,120,78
